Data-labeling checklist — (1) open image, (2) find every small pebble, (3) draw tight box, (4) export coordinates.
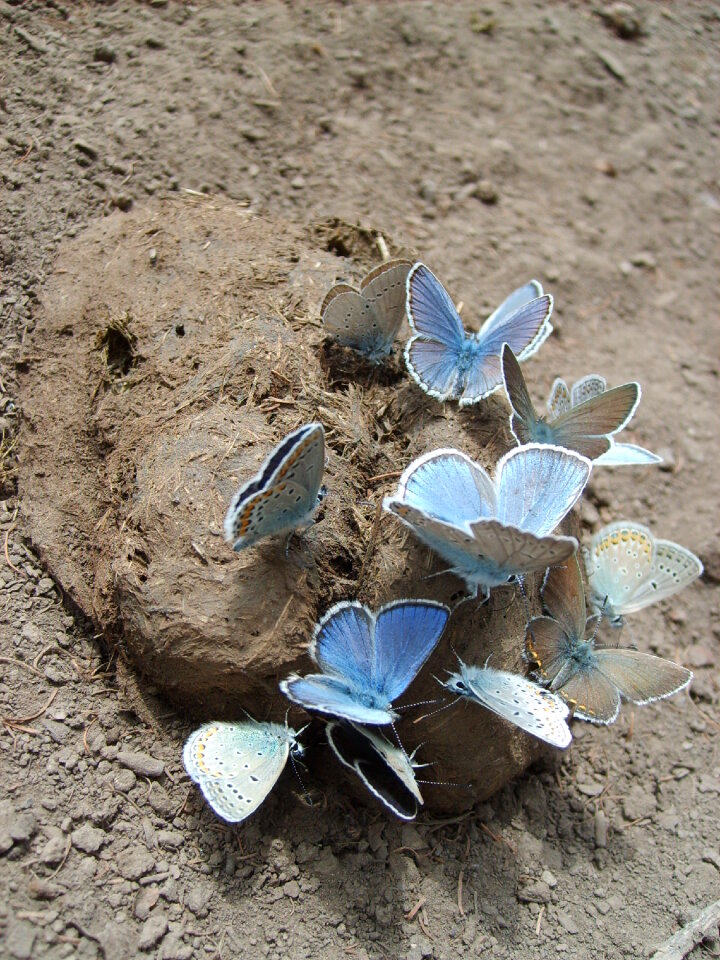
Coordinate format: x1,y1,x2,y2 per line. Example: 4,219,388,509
117,751,165,778
94,43,117,64
474,179,499,204
594,809,609,848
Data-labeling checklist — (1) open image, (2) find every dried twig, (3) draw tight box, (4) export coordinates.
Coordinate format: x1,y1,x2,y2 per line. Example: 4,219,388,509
649,899,720,960
535,904,545,936
404,895,426,921
0,657,45,679
457,867,465,916
2,690,58,730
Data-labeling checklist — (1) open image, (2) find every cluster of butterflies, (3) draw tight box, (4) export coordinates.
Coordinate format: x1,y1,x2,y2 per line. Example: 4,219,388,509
184,261,703,824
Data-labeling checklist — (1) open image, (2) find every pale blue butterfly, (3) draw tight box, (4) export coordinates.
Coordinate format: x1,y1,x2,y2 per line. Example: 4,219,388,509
404,264,553,405
441,661,572,748
502,345,641,461
583,521,703,626
321,260,412,362
326,721,424,820
280,599,450,725
526,556,693,724
183,719,302,823
224,422,326,551
546,372,661,466
383,443,591,597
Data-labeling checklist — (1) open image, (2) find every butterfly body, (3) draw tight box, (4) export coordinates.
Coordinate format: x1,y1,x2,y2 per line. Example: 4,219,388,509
326,722,423,820
280,599,450,725
526,556,693,723
224,422,325,551
183,720,301,823
405,265,553,405
321,259,412,362
383,444,591,595
442,661,572,748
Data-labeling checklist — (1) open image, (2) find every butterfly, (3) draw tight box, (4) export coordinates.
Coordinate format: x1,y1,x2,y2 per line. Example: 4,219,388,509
321,259,412,362
224,422,326,551
525,556,693,724
583,521,703,626
280,599,450,725
326,721,424,820
183,719,302,823
544,369,661,466
440,661,572,748
383,443,591,596
404,264,553,405
502,345,641,460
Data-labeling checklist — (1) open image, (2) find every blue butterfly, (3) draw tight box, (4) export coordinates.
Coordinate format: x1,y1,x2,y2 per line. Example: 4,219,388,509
383,443,591,596
224,423,326,551
183,719,303,823
583,521,703,626
440,662,572,748
280,599,450,725
321,260,412,362
404,264,553,405
502,345,641,461
326,721,424,820
526,556,693,724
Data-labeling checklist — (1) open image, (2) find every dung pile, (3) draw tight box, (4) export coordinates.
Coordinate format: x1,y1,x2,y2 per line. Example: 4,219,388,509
18,196,550,813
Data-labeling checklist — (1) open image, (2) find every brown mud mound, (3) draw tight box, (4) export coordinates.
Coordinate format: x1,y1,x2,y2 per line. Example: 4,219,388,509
18,197,551,813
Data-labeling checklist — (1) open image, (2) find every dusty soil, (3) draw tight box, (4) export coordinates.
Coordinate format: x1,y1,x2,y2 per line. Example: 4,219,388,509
1,3,718,959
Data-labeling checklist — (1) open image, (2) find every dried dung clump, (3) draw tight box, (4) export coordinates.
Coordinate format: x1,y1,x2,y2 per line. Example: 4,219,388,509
18,197,554,813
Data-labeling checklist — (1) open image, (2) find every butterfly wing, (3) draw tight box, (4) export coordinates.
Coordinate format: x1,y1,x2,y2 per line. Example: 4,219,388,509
495,444,591,536
483,280,544,328
326,722,422,820
476,294,554,361
548,665,621,724
373,600,449,702
405,264,466,400
224,423,325,550
593,648,692,706
394,448,497,523
525,615,575,685
358,259,412,355
502,343,541,445
309,598,448,705
547,379,571,417
468,519,579,577
594,442,663,467
571,375,607,406
280,674,394,725
549,382,641,458
616,538,703,615
584,521,656,617
183,722,293,823
406,263,465,344
541,556,587,639
383,500,509,588
460,665,572,748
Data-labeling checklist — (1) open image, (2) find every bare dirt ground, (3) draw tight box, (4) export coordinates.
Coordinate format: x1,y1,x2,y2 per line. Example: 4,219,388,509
1,2,719,959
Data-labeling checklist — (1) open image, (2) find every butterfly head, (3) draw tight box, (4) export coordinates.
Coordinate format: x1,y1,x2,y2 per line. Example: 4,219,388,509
440,670,468,698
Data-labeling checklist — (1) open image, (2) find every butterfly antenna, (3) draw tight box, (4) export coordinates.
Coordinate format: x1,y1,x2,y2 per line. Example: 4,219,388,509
417,776,473,791
412,696,460,724
396,696,445,712
288,746,312,808
389,720,409,758
586,612,602,644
